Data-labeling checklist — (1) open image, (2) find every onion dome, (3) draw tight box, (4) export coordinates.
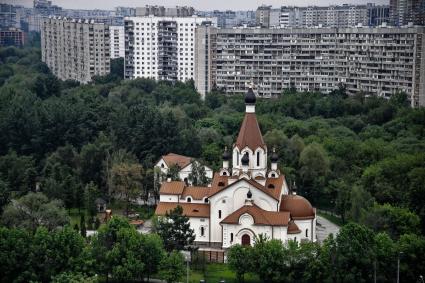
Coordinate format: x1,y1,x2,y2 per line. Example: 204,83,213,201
241,152,249,166
247,190,252,199
270,148,278,163
245,87,256,104
279,195,315,219
222,147,230,161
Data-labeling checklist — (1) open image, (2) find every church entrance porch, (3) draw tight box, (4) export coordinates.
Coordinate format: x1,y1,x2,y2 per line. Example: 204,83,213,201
241,234,251,246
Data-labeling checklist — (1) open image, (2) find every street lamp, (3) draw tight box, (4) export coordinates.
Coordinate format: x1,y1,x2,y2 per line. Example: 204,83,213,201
397,251,404,283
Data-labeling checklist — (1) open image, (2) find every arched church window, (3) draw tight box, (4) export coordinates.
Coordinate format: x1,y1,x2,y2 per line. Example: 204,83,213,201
187,197,192,203
204,198,209,203
161,163,164,168
237,151,239,165
184,178,188,185
223,172,227,176
201,226,205,236
218,210,222,219
271,173,276,178
306,229,308,237
257,151,260,166
230,233,234,242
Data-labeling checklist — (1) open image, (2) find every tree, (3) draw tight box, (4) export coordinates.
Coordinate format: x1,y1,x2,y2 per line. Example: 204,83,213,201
397,234,425,283
361,203,420,239
111,161,143,216
159,251,185,283
84,182,99,220
349,185,374,222
142,233,165,282
153,205,195,252
110,57,124,79
188,161,210,186
1,192,69,232
227,244,252,283
251,239,285,282
299,142,330,202
51,272,98,283
374,232,396,283
30,226,85,282
330,179,351,223
330,223,376,283
0,179,10,214
167,164,181,181
0,227,33,282
80,213,87,237
0,151,37,193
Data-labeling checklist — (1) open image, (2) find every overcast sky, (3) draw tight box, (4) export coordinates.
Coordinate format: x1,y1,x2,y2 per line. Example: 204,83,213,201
6,0,388,11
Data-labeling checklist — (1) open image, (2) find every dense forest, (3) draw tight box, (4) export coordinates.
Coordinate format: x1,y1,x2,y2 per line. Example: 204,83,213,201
0,44,425,281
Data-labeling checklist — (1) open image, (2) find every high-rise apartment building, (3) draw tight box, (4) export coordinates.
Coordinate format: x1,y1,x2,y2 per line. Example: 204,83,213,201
135,6,195,17
124,16,215,82
390,0,425,25
41,17,110,83
260,4,390,28
0,28,25,47
110,25,125,59
195,26,425,107
197,10,256,28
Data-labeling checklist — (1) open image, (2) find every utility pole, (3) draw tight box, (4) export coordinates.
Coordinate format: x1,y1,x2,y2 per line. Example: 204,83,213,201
397,252,403,283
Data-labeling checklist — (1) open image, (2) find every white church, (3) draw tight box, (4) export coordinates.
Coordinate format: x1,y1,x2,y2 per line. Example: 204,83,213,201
155,87,316,248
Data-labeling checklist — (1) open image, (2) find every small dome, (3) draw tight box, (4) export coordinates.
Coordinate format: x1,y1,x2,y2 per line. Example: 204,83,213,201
241,152,249,166
287,220,301,234
247,190,252,199
222,148,230,161
270,150,278,163
245,87,256,104
280,194,315,219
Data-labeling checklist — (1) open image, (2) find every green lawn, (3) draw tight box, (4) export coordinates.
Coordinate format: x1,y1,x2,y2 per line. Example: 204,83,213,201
189,263,260,283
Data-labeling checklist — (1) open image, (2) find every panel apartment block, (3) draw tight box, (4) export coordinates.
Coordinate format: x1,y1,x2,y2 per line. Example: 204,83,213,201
41,17,110,83
124,16,215,82
195,26,425,107
110,25,125,58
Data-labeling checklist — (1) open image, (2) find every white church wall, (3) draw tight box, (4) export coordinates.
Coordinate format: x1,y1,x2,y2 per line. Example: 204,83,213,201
189,217,210,242
159,195,179,202
209,180,278,243
294,218,316,242
222,219,274,248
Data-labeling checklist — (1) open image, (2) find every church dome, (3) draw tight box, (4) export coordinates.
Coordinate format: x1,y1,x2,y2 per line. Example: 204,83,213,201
245,87,256,104
270,150,278,163
222,148,230,161
280,194,315,219
241,152,249,166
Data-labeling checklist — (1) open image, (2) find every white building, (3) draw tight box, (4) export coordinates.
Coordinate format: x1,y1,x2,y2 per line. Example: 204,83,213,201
155,153,213,185
156,88,317,248
110,25,125,59
124,15,216,82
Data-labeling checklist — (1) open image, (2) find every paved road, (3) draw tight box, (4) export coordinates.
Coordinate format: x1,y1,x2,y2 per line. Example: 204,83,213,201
316,215,340,242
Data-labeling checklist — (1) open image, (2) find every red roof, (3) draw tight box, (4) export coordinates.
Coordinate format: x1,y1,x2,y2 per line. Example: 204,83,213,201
161,153,192,169
287,220,301,234
221,204,290,226
155,202,210,218
280,194,315,219
234,113,266,151
181,186,210,200
159,181,186,195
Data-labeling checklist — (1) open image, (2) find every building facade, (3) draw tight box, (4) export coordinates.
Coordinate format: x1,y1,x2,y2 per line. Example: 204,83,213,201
124,16,215,82
156,89,316,248
110,25,125,59
390,0,425,26
155,153,214,185
0,28,25,47
195,26,425,107
41,17,110,83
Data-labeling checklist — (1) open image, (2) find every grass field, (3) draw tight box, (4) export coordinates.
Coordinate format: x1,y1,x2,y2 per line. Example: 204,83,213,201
188,263,260,283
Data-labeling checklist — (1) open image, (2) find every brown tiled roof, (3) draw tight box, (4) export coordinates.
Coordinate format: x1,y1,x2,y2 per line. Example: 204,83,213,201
280,194,315,219
234,113,266,150
181,186,210,200
221,204,290,226
159,181,186,195
208,173,230,196
161,153,192,169
155,202,210,218
287,220,301,234
208,174,283,201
